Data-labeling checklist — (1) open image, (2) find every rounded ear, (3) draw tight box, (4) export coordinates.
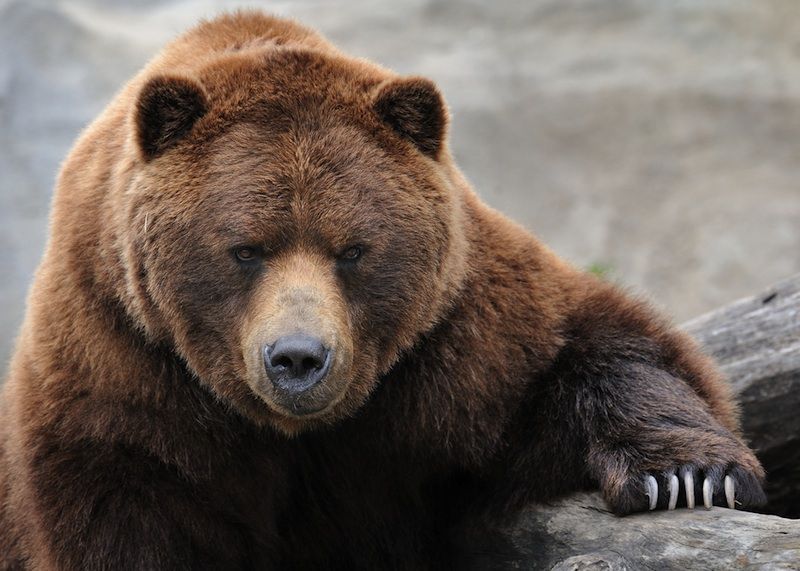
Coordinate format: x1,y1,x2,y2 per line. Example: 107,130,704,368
373,77,448,159
134,76,208,160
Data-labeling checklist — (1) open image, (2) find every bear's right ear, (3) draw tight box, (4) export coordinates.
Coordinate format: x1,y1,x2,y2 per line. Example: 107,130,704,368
134,76,208,161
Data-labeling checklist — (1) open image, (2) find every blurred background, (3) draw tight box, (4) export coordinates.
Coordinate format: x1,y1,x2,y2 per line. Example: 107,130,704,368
1,0,799,369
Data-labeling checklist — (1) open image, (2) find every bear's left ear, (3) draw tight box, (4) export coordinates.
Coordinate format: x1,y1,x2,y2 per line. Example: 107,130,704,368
134,75,208,161
373,77,448,159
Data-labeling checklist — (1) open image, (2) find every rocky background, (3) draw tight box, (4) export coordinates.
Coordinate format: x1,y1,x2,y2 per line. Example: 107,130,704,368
1,0,799,368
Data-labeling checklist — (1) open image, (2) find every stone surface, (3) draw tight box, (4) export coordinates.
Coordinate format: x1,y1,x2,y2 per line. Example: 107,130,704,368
2,1,800,366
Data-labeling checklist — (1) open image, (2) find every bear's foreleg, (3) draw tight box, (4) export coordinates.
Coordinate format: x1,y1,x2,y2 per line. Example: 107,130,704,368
557,357,766,515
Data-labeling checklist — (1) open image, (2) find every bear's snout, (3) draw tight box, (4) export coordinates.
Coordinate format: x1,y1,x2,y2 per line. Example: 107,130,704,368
263,334,333,403
239,252,358,426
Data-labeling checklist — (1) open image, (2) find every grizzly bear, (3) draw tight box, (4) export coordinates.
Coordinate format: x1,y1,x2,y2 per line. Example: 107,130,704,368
0,10,765,570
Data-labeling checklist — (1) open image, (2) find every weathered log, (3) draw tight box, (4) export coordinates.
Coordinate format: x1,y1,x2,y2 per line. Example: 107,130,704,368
474,493,800,570
479,274,800,569
684,273,800,518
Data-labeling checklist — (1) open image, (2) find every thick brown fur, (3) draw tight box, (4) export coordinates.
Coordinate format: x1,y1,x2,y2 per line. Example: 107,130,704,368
0,11,764,570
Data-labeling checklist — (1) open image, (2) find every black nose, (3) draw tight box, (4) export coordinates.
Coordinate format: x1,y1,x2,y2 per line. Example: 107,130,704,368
263,334,332,394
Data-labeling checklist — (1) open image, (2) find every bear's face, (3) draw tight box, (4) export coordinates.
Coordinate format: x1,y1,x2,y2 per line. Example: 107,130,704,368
122,51,464,434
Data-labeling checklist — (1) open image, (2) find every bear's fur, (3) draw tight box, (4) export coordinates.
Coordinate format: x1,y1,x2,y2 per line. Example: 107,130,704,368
0,11,765,569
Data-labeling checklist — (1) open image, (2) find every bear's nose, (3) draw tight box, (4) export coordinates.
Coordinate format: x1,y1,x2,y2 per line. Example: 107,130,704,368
263,334,332,394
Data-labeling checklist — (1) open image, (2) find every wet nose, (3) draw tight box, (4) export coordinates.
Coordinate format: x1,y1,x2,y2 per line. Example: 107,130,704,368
263,334,332,394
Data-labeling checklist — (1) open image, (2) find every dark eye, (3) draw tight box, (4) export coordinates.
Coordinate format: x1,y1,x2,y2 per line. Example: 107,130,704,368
234,246,260,264
339,245,363,262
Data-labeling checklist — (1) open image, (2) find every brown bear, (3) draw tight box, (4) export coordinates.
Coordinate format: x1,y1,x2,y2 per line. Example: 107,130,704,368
0,10,765,570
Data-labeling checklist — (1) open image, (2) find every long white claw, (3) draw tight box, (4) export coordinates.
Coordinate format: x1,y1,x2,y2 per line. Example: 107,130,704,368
646,475,658,510
684,471,695,509
724,475,736,509
668,474,679,510
703,478,713,510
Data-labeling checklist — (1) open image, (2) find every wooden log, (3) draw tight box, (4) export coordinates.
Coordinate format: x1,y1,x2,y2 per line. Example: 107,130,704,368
683,273,800,518
473,493,800,570
478,274,800,569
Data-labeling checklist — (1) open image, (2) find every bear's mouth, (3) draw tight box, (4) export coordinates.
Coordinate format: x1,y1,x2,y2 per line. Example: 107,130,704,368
248,363,355,424
253,380,357,436
278,386,337,418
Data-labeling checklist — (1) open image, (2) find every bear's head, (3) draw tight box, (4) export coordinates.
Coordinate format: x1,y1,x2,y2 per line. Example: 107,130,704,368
120,47,467,434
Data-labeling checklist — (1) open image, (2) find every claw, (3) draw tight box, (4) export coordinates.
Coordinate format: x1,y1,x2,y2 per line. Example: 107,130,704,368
668,473,679,510
702,478,712,510
724,475,735,509
645,475,658,510
684,471,695,509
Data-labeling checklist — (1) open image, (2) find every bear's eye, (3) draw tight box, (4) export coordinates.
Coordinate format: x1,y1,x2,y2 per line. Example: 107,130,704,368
233,246,260,264
339,245,363,262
